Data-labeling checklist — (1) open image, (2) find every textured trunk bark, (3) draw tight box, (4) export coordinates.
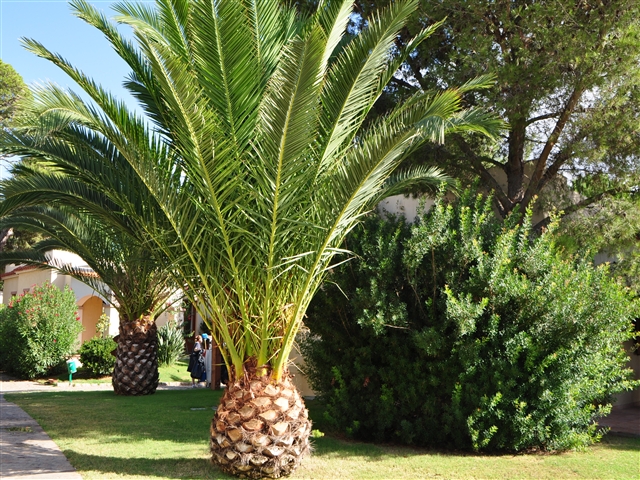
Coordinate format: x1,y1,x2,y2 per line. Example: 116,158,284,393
0,227,13,252
112,316,159,395
505,118,527,212
210,360,312,478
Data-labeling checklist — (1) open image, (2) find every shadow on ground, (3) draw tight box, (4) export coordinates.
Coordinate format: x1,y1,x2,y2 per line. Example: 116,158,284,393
63,452,234,479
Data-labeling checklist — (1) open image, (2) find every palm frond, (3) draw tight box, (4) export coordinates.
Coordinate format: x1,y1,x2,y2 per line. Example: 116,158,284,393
1,0,506,381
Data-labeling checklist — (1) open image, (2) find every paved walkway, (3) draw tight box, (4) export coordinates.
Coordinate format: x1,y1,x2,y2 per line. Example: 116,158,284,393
0,373,193,479
598,404,640,438
0,394,82,479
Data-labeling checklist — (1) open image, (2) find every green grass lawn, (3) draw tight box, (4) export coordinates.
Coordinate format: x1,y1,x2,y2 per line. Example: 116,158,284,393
49,356,193,385
4,390,639,479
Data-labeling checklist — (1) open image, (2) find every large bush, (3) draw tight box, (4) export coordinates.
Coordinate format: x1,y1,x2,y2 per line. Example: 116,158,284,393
0,282,83,378
157,321,185,366
79,337,117,376
303,189,639,452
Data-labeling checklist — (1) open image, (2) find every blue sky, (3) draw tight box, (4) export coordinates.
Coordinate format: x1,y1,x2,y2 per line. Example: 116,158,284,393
1,0,150,178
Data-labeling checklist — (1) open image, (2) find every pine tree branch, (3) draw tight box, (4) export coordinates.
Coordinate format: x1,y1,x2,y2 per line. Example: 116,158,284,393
453,134,512,216
525,111,561,126
532,185,629,232
522,84,585,210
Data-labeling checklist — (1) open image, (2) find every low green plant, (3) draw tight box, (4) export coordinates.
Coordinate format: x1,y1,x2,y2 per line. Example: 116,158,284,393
304,188,639,451
157,321,186,366
79,337,117,376
0,282,82,378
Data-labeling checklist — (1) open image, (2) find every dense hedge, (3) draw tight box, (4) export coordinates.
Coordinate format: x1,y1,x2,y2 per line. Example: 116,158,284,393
303,190,639,451
0,283,82,378
79,337,117,376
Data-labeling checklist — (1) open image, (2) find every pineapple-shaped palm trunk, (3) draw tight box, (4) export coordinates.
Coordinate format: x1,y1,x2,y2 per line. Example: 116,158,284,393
210,359,312,478
112,315,159,395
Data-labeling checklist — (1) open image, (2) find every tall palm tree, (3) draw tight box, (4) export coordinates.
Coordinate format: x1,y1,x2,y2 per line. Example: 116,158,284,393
0,0,503,476
0,200,178,395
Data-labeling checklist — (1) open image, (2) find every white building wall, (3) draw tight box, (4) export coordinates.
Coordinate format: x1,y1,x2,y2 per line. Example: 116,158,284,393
377,195,436,223
104,305,120,336
2,276,19,305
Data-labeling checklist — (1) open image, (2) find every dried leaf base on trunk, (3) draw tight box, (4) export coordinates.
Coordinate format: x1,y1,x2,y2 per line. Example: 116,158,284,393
112,317,159,395
210,370,312,478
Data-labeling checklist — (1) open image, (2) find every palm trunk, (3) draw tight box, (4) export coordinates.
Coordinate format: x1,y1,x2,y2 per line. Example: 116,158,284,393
210,361,312,478
112,315,159,395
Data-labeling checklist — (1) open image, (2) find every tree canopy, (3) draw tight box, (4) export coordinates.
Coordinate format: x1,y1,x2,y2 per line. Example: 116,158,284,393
0,0,501,383
351,0,640,221
0,60,28,130
0,60,33,254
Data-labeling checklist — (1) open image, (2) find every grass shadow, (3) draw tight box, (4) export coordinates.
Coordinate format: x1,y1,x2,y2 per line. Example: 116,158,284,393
599,433,640,452
63,451,234,479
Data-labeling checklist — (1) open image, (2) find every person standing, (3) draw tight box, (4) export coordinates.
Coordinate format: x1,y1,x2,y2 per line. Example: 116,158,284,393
187,335,204,387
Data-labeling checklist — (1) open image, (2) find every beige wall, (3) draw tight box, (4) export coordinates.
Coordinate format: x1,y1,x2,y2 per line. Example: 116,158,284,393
2,268,54,304
2,276,19,305
289,346,315,398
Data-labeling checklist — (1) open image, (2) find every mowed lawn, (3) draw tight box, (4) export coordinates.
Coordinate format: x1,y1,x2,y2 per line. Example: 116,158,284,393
4,389,639,479
48,357,193,385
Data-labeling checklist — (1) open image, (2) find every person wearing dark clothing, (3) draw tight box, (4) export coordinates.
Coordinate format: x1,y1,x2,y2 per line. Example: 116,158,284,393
187,335,205,387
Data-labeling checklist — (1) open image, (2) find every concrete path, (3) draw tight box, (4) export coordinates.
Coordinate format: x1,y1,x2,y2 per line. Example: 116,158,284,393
0,373,194,479
599,405,640,438
0,394,82,479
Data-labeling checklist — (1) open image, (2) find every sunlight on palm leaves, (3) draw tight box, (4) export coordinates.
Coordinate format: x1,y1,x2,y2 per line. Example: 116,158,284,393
0,204,176,322
1,0,503,384
0,0,505,473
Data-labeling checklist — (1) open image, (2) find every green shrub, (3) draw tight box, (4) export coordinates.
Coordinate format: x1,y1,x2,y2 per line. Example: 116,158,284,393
303,189,639,452
157,321,185,366
79,337,117,376
0,282,83,378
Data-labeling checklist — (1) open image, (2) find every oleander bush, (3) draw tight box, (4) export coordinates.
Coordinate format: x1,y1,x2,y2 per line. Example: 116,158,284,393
303,189,639,452
0,282,83,378
79,337,117,376
157,321,186,366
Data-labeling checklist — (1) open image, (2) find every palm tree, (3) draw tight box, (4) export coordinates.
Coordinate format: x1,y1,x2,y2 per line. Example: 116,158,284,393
0,201,178,395
0,0,503,476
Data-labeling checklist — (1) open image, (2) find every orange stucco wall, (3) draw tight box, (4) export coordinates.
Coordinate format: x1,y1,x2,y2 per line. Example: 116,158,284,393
80,296,104,343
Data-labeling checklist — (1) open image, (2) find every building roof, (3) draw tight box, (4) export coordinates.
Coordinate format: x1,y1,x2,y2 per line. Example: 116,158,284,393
1,264,39,280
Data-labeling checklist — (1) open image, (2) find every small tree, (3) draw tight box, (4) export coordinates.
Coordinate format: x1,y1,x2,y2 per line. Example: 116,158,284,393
157,320,186,366
79,336,117,376
0,282,82,378
79,313,117,377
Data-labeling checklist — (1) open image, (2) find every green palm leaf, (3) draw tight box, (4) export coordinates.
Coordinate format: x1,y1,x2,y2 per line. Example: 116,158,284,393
0,0,504,384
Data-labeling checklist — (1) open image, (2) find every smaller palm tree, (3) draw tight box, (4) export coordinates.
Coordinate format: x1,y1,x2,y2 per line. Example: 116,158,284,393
0,201,178,395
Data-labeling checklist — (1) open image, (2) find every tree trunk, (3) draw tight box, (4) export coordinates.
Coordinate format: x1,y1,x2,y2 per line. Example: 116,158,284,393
112,315,159,395
210,361,312,478
0,227,13,252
